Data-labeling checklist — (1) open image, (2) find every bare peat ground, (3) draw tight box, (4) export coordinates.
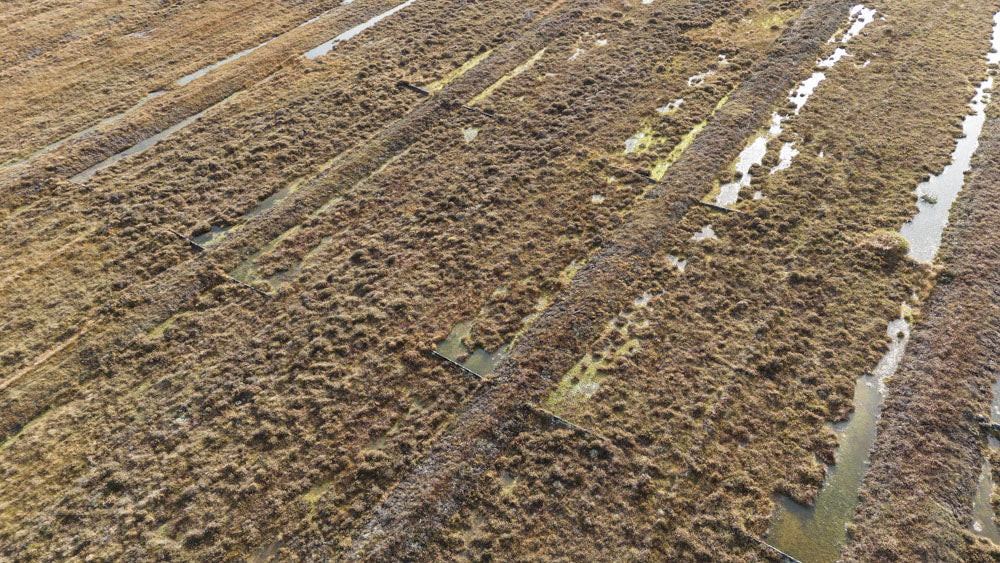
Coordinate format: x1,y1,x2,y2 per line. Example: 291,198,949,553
3,0,1000,560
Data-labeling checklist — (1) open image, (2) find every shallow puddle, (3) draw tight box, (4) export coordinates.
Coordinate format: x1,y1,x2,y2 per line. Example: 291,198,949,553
839,5,876,43
546,353,604,406
268,236,335,287
545,293,652,412
687,70,715,87
192,225,229,248
900,77,993,263
971,360,1000,541
247,182,301,218
435,320,509,378
972,456,1000,543
691,225,717,241
818,47,849,68
624,127,653,154
304,0,416,60
125,28,156,39
715,113,782,206
713,6,875,207
178,44,268,87
768,310,910,563
667,254,687,272
179,6,343,84
500,470,516,491
789,72,826,115
770,142,800,174
656,98,684,115
229,224,302,284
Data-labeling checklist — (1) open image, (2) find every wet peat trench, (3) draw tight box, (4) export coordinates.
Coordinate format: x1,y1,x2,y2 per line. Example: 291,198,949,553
336,0,891,557
712,4,876,208
68,0,418,186
5,0,944,563
5,2,363,173
6,0,570,442
204,11,707,301
967,11,1000,544
431,317,608,440
766,8,1000,562
1,90,167,171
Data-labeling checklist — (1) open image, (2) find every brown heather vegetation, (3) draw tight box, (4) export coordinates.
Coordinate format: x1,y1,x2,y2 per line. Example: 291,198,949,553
3,0,1000,560
844,70,1000,562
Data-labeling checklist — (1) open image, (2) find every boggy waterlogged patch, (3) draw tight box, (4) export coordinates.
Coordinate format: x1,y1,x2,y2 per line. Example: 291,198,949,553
769,307,911,563
712,5,878,207
435,320,509,378
900,77,994,263
544,292,655,413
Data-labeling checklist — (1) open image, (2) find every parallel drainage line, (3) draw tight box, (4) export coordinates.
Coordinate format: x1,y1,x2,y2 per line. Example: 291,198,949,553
162,228,272,299
219,272,272,299
429,351,612,443
734,527,803,563
692,198,749,216
524,403,613,444
400,81,431,96
165,228,207,252
455,108,749,217
461,105,503,121
430,349,484,380
453,111,747,217
605,163,656,184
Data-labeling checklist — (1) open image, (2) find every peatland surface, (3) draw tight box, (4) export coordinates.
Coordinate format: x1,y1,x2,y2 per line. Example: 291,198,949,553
3,0,1000,560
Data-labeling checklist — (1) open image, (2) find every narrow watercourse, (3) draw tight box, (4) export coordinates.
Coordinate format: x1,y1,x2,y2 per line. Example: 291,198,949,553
0,0,411,212
0,0,616,445
770,8,1000,561
69,0,419,186
844,43,1000,557
1,3,357,175
714,5,876,207
339,1,861,557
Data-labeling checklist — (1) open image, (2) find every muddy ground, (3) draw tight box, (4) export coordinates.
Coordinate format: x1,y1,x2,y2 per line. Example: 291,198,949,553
2,0,1000,560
